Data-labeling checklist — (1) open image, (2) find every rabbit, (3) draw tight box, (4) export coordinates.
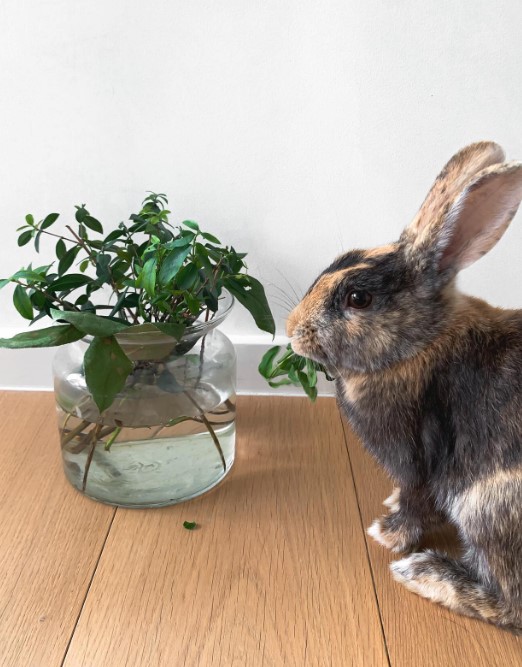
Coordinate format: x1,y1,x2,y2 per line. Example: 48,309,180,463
287,141,522,632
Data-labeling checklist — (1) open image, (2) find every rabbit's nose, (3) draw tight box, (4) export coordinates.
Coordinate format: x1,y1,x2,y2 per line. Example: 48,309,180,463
286,306,301,337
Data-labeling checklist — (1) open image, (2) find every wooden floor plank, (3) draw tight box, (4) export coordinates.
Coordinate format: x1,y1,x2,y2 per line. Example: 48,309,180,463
62,397,389,667
0,392,115,667
341,416,522,667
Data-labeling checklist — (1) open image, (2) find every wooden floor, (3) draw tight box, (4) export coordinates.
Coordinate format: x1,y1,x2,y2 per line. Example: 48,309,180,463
0,393,521,667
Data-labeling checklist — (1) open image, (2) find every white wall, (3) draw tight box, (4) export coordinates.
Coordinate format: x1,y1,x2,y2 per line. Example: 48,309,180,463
1,1,522,390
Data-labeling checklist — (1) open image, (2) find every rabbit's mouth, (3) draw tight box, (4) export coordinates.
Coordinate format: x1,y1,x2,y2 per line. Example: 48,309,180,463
290,333,328,365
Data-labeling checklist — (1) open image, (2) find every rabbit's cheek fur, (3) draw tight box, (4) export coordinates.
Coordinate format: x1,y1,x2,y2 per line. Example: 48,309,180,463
287,272,347,363
327,287,448,373
292,245,454,373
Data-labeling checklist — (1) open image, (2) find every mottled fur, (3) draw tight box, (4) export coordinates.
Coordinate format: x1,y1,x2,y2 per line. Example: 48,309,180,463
287,142,522,632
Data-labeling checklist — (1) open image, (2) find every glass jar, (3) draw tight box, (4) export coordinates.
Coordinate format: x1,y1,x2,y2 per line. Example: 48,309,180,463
53,292,236,508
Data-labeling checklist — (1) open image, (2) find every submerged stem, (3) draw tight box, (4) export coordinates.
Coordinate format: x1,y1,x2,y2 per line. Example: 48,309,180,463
82,423,102,492
104,426,122,451
60,419,90,448
184,391,227,472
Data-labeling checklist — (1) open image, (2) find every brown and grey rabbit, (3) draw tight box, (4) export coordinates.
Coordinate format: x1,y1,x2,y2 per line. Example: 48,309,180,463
287,141,522,632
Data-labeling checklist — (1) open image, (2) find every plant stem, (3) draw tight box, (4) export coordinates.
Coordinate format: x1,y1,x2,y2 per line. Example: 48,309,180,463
150,415,234,440
82,423,102,492
66,225,97,266
70,424,119,454
60,419,90,448
104,426,122,451
13,280,80,312
184,391,227,472
39,228,78,244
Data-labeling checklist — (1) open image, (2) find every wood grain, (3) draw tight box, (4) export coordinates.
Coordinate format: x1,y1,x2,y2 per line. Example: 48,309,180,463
0,392,115,667
62,397,389,667
341,417,522,667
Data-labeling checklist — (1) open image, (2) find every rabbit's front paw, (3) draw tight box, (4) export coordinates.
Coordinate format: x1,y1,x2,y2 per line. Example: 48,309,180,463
367,510,423,553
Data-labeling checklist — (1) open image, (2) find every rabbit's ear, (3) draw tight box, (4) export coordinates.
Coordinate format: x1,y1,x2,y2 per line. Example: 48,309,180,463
435,162,522,272
406,141,505,243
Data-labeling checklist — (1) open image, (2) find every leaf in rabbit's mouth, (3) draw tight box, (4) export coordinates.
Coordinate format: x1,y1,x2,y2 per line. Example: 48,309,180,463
290,338,327,365
258,343,333,401
288,336,306,357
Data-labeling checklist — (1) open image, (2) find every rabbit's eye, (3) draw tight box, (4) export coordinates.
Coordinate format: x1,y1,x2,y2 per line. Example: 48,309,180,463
346,290,372,309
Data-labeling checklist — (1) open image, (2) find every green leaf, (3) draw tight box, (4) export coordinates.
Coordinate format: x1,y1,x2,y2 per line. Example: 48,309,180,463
75,294,89,306
95,254,112,283
170,235,193,249
154,322,185,340
50,274,92,291
116,323,164,343
75,205,88,222
108,289,129,317
83,215,103,234
194,243,213,275
128,220,148,233
306,359,318,388
41,213,60,230
0,324,83,349
176,263,198,290
182,220,199,231
268,378,294,388
30,290,46,308
58,247,80,276
258,345,281,378
158,245,192,285
0,279,10,289
84,336,133,413
258,343,333,399
13,285,33,320
201,232,221,244
136,257,157,296
103,229,124,244
227,250,246,273
185,293,201,316
56,238,67,259
25,214,35,226
34,229,43,253
34,263,52,274
79,259,90,272
120,293,140,309
50,309,129,336
129,214,146,224
11,269,48,283
224,275,275,336
298,370,318,401
29,310,49,326
202,288,218,312
183,521,197,530
288,366,299,384
17,230,33,247
80,300,95,312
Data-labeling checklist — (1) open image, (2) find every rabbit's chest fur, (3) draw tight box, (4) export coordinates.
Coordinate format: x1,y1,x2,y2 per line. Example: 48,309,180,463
337,308,522,500
337,370,434,489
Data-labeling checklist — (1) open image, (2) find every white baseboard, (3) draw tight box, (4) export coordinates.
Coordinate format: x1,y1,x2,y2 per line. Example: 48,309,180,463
0,330,336,397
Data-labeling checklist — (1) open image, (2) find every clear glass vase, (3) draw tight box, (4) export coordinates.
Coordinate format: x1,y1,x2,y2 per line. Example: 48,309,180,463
53,292,236,508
